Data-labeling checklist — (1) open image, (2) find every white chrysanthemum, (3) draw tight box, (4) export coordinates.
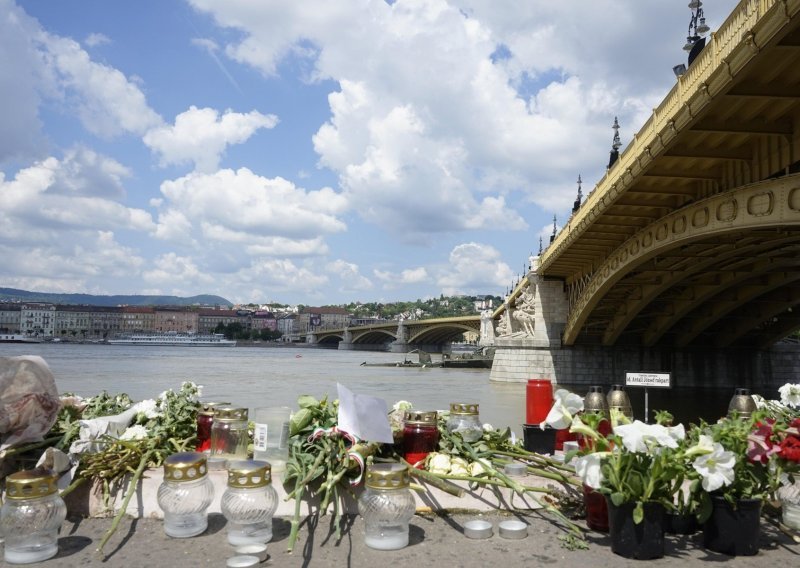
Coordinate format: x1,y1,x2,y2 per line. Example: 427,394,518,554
392,400,413,412
133,399,162,419
482,423,494,432
779,383,800,409
120,425,149,441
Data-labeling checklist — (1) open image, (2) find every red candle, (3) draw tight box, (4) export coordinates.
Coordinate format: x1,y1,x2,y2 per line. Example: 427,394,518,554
401,410,439,468
526,379,554,424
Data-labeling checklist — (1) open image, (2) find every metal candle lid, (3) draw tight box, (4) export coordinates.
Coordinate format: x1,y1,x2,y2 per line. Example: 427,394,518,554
199,401,231,416
364,463,410,490
728,387,757,419
404,410,437,425
450,402,479,415
163,452,208,482
226,460,272,488
214,406,248,421
5,468,59,500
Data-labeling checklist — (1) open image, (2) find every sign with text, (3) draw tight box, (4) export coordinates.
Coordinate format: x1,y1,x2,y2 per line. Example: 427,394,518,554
625,371,671,388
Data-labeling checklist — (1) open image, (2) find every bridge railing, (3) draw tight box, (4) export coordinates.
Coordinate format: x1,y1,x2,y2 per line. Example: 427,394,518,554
540,0,783,274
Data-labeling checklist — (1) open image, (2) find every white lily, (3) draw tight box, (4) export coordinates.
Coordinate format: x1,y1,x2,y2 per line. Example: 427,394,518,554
573,452,609,490
543,389,584,430
692,442,736,492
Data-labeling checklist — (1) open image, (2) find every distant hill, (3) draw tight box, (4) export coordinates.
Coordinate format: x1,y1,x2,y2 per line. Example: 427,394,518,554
0,287,232,307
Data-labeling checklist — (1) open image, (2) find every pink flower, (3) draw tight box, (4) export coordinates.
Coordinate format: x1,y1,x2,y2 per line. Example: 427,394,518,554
747,421,780,464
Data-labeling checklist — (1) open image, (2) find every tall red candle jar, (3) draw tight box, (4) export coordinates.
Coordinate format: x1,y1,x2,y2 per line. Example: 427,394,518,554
526,379,554,424
401,410,439,468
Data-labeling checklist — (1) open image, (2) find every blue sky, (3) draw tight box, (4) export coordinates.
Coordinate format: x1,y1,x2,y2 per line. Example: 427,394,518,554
0,0,737,305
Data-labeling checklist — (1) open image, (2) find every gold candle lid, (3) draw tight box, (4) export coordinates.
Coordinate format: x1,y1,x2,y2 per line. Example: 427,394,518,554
226,460,272,488
404,410,437,425
5,468,59,500
214,406,248,421
449,402,479,415
365,463,410,490
199,401,231,416
163,452,208,482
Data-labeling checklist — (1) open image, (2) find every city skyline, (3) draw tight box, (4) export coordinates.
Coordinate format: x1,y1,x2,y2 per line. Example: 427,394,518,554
0,0,738,305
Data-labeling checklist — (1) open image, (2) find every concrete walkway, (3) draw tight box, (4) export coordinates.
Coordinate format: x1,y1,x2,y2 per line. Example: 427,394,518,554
23,511,800,567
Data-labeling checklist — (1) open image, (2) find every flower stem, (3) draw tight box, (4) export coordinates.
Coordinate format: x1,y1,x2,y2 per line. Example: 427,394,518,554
96,447,155,558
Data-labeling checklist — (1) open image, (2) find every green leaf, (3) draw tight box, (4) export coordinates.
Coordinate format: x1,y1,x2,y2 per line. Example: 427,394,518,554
610,492,626,507
290,408,313,436
697,491,712,523
633,502,644,524
297,395,319,409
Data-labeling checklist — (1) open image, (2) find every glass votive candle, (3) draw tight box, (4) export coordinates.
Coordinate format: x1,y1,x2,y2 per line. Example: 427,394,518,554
157,452,215,538
446,403,483,442
196,401,230,452
401,410,439,467
0,468,67,564
221,460,279,546
358,463,416,550
211,406,249,459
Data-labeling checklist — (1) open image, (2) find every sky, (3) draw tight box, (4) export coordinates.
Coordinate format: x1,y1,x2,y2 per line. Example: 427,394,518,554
0,0,739,305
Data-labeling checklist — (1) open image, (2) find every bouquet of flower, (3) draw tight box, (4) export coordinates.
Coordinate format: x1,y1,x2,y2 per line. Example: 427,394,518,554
571,412,687,524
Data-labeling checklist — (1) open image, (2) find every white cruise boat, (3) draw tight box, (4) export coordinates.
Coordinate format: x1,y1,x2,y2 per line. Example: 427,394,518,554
0,333,44,343
107,332,236,347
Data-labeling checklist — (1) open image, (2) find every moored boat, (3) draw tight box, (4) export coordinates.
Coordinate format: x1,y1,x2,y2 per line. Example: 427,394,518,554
107,332,236,347
0,333,44,343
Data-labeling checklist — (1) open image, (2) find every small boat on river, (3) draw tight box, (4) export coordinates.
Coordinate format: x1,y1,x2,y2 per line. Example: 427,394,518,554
0,333,44,343
107,332,236,347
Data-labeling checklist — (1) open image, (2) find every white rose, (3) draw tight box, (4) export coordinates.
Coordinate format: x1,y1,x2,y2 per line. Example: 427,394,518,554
449,457,469,476
427,453,452,475
468,459,491,477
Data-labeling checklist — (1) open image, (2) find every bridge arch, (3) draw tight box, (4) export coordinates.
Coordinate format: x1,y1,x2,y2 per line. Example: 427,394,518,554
564,175,800,346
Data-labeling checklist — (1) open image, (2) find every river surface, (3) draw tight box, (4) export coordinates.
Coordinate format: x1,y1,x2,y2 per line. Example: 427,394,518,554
0,343,747,433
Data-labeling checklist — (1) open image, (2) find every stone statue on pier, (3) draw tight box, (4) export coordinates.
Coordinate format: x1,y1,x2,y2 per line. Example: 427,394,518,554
480,309,496,345
496,304,512,337
511,280,536,337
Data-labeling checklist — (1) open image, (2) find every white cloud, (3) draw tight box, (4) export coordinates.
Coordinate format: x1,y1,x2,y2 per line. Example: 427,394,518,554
436,242,514,295
155,168,347,244
326,259,373,291
41,32,163,138
84,32,110,47
143,106,278,173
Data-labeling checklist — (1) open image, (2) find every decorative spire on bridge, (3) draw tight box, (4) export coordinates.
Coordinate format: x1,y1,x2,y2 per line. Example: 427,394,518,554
549,215,557,244
608,117,621,169
572,174,583,213
538,236,543,255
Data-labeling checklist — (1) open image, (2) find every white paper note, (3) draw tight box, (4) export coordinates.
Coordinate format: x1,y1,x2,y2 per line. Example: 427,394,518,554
336,383,394,443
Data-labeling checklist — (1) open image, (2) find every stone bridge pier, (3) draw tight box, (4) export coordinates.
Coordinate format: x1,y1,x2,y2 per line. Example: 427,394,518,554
489,258,800,391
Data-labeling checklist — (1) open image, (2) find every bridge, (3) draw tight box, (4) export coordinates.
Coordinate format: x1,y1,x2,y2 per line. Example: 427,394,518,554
307,316,481,352
309,1,800,390
488,0,800,388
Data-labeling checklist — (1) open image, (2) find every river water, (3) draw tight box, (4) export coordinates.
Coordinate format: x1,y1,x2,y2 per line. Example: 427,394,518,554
0,343,748,433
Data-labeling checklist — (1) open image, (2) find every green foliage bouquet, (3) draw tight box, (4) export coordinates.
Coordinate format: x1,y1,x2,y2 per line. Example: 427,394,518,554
571,412,688,524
